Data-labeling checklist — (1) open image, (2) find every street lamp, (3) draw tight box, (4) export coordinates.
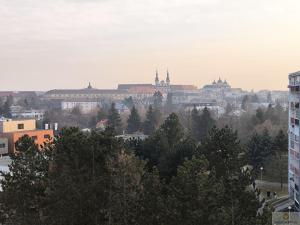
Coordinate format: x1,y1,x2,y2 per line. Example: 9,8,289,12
260,167,264,181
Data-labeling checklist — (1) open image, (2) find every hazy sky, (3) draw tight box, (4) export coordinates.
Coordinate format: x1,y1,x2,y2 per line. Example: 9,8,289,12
1,0,299,91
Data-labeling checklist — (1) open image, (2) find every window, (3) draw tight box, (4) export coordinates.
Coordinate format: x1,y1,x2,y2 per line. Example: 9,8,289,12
44,134,50,139
31,136,37,141
0,143,5,148
17,124,24,129
296,119,299,126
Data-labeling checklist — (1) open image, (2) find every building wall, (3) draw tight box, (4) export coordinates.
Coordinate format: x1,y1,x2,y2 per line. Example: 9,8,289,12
0,130,54,154
0,138,8,155
288,71,300,209
0,119,36,133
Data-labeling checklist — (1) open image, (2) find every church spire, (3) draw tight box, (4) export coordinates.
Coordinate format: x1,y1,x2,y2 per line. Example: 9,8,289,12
166,70,170,85
155,70,159,86
87,82,92,89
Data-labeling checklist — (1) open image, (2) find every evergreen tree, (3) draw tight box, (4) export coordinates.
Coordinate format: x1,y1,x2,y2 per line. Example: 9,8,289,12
273,129,288,189
127,106,141,133
241,95,249,111
153,91,163,109
201,126,244,178
160,113,184,149
0,135,50,225
198,107,215,142
108,102,122,134
165,92,173,113
190,105,200,141
143,105,157,135
1,96,13,118
246,129,273,173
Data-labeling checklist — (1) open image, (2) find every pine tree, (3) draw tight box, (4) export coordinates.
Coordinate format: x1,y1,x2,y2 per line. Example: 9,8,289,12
201,126,244,178
153,91,163,109
190,105,200,141
160,113,184,148
273,129,288,189
198,107,215,142
143,105,157,135
246,129,273,174
165,92,173,113
108,102,122,134
127,106,141,134
0,135,50,225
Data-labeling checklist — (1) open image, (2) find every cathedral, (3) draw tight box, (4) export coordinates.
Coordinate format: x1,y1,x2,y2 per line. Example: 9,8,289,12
155,70,171,93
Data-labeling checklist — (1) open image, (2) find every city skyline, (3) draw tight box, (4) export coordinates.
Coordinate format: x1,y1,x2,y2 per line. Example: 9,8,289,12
1,0,300,91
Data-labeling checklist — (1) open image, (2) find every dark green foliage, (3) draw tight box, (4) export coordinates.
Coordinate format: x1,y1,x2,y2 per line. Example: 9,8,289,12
199,107,215,142
153,91,163,109
108,102,122,134
246,129,274,173
0,95,13,118
191,105,200,141
0,135,50,225
143,105,160,135
165,93,173,113
200,126,244,178
190,107,215,143
273,129,288,188
1,118,272,225
127,106,141,133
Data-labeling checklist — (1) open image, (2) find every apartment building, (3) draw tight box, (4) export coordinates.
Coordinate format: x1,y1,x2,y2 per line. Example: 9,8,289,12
288,71,300,209
0,118,54,154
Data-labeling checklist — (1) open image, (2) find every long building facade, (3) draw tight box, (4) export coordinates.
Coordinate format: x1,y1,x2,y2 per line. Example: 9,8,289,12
288,71,300,209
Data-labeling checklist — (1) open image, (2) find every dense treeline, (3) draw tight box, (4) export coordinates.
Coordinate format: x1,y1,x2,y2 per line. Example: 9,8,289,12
0,112,274,225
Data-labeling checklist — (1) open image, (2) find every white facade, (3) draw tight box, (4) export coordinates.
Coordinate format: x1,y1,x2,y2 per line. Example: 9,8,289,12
61,100,101,113
11,110,45,120
288,71,300,209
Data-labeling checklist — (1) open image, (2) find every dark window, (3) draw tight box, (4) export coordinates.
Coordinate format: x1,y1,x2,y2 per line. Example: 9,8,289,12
17,124,24,129
44,134,50,139
31,136,37,141
0,143,5,148
296,119,299,125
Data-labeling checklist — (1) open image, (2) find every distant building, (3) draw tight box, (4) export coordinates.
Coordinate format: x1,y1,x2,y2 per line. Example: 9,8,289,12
202,78,231,89
116,133,148,141
0,119,53,155
0,138,8,155
61,99,101,113
11,109,45,120
288,71,300,209
96,119,109,130
43,72,197,104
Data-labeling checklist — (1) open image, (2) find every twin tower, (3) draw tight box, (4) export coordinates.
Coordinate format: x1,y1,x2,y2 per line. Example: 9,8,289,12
155,70,170,87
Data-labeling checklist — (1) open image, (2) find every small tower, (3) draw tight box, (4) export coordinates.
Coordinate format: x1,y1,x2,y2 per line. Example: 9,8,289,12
166,70,170,86
155,70,159,87
87,82,92,89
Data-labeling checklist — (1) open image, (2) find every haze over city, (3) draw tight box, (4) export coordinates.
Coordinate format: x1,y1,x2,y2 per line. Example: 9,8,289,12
1,0,299,91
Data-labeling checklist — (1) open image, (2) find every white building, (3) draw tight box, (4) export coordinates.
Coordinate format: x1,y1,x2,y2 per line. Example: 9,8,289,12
11,109,45,120
288,71,300,209
61,99,101,114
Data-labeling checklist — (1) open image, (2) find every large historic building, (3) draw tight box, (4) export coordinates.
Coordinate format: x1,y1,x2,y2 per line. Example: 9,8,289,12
43,71,197,103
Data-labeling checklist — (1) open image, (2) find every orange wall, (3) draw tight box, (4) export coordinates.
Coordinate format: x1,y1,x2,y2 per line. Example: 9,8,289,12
0,130,54,154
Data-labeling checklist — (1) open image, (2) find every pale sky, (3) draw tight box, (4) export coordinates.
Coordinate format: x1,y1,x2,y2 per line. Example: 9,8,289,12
1,0,299,91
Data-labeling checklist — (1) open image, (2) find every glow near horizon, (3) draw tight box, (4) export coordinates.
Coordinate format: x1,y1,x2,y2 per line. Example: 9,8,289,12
0,0,299,91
